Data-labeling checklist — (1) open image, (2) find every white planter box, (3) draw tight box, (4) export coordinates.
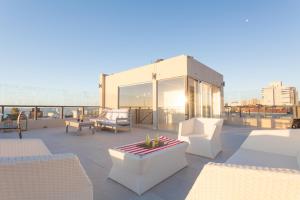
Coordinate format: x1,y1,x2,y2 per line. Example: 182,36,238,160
108,142,188,195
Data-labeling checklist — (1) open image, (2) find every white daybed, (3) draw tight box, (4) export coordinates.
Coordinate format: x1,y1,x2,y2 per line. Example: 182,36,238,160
186,129,300,200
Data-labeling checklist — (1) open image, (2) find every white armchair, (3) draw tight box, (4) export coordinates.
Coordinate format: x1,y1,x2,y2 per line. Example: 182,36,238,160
178,118,224,158
0,139,93,200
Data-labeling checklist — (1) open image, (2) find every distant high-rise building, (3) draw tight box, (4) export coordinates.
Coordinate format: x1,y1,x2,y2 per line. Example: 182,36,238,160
261,81,298,106
240,98,261,106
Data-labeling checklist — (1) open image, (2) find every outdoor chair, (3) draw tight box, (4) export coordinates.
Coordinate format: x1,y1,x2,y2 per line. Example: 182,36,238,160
178,118,224,158
0,139,93,200
0,111,27,139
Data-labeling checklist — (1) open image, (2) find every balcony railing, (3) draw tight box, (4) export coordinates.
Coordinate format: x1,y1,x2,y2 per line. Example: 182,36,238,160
224,105,299,119
0,105,103,121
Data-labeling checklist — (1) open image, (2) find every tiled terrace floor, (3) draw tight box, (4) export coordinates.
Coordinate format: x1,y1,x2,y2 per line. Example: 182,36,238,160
0,125,256,200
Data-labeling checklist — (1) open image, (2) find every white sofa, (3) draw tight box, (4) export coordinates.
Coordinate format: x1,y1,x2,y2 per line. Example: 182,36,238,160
90,108,131,133
186,129,300,200
0,139,93,200
178,118,224,158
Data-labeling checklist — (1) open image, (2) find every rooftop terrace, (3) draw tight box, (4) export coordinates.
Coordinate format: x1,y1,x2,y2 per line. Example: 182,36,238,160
0,125,255,200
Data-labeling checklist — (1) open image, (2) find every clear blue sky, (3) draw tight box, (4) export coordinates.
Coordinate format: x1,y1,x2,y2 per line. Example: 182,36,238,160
0,0,299,104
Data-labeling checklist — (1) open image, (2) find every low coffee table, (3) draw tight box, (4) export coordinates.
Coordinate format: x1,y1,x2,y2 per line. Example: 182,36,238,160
65,120,95,134
108,136,188,195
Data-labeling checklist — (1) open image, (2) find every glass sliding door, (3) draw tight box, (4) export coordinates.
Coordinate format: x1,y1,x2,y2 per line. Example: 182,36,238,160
158,77,185,131
188,78,198,119
119,83,153,127
212,86,221,117
200,82,212,117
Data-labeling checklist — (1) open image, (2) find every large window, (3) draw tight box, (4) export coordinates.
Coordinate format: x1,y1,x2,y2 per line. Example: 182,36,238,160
187,78,221,118
119,83,152,108
188,78,198,118
119,83,153,127
158,77,185,131
212,86,221,117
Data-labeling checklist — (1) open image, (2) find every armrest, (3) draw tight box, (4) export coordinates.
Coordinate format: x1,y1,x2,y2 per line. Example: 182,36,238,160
186,162,300,200
0,153,93,200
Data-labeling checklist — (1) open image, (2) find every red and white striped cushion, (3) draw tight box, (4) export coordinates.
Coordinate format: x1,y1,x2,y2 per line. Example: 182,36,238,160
116,136,183,156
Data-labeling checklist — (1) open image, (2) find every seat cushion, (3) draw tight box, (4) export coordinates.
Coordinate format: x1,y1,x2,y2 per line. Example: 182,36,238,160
0,139,51,157
100,119,116,125
227,148,299,170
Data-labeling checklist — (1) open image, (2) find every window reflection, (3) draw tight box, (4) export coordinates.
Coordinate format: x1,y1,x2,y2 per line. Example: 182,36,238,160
158,77,185,131
201,82,212,117
119,83,152,108
119,83,153,128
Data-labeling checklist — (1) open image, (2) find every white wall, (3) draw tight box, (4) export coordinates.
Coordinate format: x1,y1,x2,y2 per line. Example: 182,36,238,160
101,55,188,109
187,56,224,87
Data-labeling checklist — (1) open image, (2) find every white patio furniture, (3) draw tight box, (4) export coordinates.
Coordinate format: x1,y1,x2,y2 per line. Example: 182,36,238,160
178,118,224,158
65,120,95,135
90,108,131,133
186,129,300,200
0,139,93,200
108,137,188,195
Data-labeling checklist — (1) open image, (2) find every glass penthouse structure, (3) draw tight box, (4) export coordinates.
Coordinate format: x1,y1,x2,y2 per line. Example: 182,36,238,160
99,55,224,132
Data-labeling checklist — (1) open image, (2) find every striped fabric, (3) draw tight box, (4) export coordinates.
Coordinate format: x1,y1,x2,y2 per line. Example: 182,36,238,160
116,136,183,156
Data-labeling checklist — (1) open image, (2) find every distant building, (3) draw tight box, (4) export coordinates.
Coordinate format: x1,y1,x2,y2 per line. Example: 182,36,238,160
261,81,298,106
228,101,241,106
241,98,261,106
228,98,261,107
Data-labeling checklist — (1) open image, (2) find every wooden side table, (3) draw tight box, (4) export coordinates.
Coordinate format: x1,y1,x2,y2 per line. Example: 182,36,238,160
65,120,95,134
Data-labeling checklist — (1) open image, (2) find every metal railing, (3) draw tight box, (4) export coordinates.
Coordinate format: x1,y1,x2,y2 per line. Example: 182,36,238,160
120,106,153,125
0,105,103,121
224,105,299,119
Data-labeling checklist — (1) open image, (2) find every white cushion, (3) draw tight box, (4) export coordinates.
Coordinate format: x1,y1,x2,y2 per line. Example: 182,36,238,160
0,139,51,157
193,120,205,135
105,112,113,120
111,111,119,120
227,148,299,170
118,112,128,119
241,129,300,157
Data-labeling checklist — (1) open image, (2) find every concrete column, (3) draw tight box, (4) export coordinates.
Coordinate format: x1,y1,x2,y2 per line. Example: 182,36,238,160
0,106,4,121
184,76,189,120
220,86,225,117
152,79,158,130
293,105,298,119
99,74,107,110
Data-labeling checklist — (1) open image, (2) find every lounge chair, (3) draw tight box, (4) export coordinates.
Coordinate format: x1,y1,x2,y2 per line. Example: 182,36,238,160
90,108,131,133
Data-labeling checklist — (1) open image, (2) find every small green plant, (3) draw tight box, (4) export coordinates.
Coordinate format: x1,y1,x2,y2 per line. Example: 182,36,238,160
151,140,156,148
145,134,151,146
154,134,160,146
